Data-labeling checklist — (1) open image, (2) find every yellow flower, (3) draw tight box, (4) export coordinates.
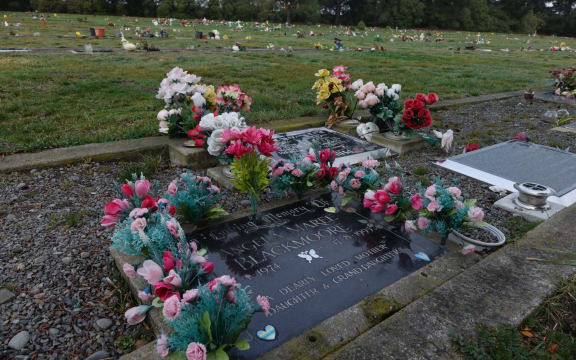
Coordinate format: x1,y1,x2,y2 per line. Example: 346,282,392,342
315,69,330,77
316,89,330,104
202,85,216,109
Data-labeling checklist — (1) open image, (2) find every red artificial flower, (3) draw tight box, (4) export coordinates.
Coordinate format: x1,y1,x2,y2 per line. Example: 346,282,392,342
163,251,175,273
169,205,177,216
201,262,214,274
403,109,414,119
141,195,158,210
404,99,415,109
121,184,133,198
224,140,253,159
413,99,425,110
104,201,122,216
417,108,430,119
465,143,481,153
328,166,339,179
319,149,336,163
427,92,439,105
153,282,176,301
316,169,327,180
415,93,427,103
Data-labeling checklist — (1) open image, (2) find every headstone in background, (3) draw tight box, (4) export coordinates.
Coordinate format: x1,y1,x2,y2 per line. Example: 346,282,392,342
272,127,390,165
189,194,444,359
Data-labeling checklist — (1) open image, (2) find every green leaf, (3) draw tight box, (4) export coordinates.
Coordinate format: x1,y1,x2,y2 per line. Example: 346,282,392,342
167,352,187,360
341,193,354,206
151,297,164,308
197,248,207,256
235,339,250,351
324,207,336,213
215,348,229,360
205,206,229,220
307,180,313,187
199,312,213,342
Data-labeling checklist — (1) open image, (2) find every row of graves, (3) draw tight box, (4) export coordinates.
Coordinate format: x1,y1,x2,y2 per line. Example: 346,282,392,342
104,66,576,359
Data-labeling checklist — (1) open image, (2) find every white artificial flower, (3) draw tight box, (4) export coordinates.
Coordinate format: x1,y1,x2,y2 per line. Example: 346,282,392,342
168,108,181,116
432,130,443,139
158,121,169,134
349,79,364,91
212,115,230,130
440,129,454,153
219,112,245,129
167,67,186,82
183,73,201,84
391,84,402,92
207,129,226,156
376,83,388,91
191,92,206,108
157,109,169,121
386,88,399,100
375,87,385,97
199,113,216,131
171,82,189,95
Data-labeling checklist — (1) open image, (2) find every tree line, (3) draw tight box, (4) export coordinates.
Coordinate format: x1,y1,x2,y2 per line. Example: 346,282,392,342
1,0,575,36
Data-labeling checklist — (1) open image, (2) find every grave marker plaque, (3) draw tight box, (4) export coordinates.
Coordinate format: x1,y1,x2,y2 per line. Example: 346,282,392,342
273,127,390,165
188,194,444,359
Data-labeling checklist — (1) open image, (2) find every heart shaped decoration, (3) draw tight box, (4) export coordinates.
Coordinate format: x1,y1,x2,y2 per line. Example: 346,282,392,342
256,325,277,341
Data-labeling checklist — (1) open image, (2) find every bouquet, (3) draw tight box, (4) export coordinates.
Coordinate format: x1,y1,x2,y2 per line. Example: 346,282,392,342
224,127,279,212
308,147,339,187
215,84,252,113
362,163,414,225
550,68,576,98
166,172,228,224
351,80,403,132
330,159,380,206
195,112,247,163
395,93,438,137
157,277,270,360
405,179,485,244
313,65,354,128
270,156,318,197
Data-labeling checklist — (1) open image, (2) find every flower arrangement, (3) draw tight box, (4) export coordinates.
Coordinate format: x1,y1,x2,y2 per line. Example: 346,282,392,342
405,180,485,244
270,156,318,197
215,84,252,113
196,112,247,163
313,66,354,128
362,163,415,225
351,80,403,132
158,278,270,360
156,67,203,107
398,93,438,136
223,127,278,212
309,148,339,187
166,172,228,225
550,67,576,98
330,159,380,206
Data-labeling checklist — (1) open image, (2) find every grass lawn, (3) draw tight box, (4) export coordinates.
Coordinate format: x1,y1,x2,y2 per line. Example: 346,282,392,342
1,12,576,154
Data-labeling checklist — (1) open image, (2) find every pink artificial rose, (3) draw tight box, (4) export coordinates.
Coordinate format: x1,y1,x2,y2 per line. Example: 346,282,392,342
272,167,284,177
257,295,271,316
186,342,207,360
425,185,437,199
226,289,236,303
164,269,182,287
209,185,220,194
365,93,379,107
183,289,200,303
404,220,418,233
137,260,164,285
337,171,348,183
350,179,361,189
101,215,118,227
358,100,368,108
129,207,149,218
427,200,440,212
130,217,147,233
362,159,379,169
355,89,366,100
385,178,403,195
291,169,304,177
447,187,461,198
125,305,150,325
156,334,170,358
385,204,398,215
138,291,154,301
166,220,180,238
168,181,178,195
354,170,365,178
410,195,424,210
417,217,430,230
468,207,484,222
374,190,391,204
158,198,170,206
135,179,151,197
162,295,182,320
455,200,464,209
461,244,476,255
123,263,137,278
364,190,376,201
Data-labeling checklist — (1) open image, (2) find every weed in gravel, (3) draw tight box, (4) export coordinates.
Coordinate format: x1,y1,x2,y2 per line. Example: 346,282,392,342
115,335,137,351
504,216,541,242
413,166,430,176
64,210,85,228
117,153,166,182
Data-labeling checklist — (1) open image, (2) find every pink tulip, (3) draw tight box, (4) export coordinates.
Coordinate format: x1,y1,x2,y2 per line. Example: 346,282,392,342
156,334,170,358
123,263,137,278
138,291,154,301
257,295,271,316
130,217,147,233
125,305,150,325
137,260,164,285
167,181,178,195
164,269,182,287
162,295,181,320
183,289,200,303
135,179,151,197
101,215,118,227
186,342,207,360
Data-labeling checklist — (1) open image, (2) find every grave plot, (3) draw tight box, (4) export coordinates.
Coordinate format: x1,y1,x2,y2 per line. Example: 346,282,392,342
188,193,444,359
272,127,391,166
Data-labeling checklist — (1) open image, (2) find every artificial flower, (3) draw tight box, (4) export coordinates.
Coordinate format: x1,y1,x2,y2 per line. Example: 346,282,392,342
186,342,207,360
125,305,150,325
162,294,182,320
123,263,137,278
137,260,164,285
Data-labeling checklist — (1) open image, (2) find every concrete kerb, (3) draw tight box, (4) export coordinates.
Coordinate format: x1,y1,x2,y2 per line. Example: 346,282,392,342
327,203,576,360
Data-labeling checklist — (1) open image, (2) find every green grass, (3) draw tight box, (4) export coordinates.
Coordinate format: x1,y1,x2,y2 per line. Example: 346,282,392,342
1,12,576,154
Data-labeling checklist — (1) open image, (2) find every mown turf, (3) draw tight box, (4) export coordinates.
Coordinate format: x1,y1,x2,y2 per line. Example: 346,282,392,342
1,12,575,154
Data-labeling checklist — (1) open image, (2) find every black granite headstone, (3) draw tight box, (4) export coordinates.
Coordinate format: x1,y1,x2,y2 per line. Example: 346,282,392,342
188,194,444,359
272,127,389,165
446,140,576,196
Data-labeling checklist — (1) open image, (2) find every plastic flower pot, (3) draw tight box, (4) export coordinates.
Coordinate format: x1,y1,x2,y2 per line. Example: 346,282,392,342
95,28,105,38
450,222,506,250
524,92,535,100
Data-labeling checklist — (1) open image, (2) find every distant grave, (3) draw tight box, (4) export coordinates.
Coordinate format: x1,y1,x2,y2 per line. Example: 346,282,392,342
272,127,390,165
188,194,444,358
437,141,576,206
534,92,576,105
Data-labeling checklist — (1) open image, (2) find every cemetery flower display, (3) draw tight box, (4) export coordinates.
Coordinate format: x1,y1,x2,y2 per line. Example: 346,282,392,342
226,127,278,212
158,279,269,360
363,163,414,225
550,67,576,98
354,82,403,132
310,147,339,187
464,143,481,153
156,67,203,107
407,179,485,244
397,93,438,136
270,155,318,197
197,112,247,163
331,159,380,206
165,172,228,224
215,84,253,113
313,66,355,128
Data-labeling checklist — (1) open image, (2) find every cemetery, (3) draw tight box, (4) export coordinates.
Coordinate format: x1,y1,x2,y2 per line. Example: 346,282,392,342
2,4,576,360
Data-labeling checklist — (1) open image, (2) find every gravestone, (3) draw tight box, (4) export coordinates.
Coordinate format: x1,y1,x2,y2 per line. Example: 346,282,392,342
272,127,390,165
534,92,576,105
188,194,444,359
436,140,576,206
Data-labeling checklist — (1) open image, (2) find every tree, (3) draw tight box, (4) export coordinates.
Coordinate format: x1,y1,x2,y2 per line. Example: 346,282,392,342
519,10,542,34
